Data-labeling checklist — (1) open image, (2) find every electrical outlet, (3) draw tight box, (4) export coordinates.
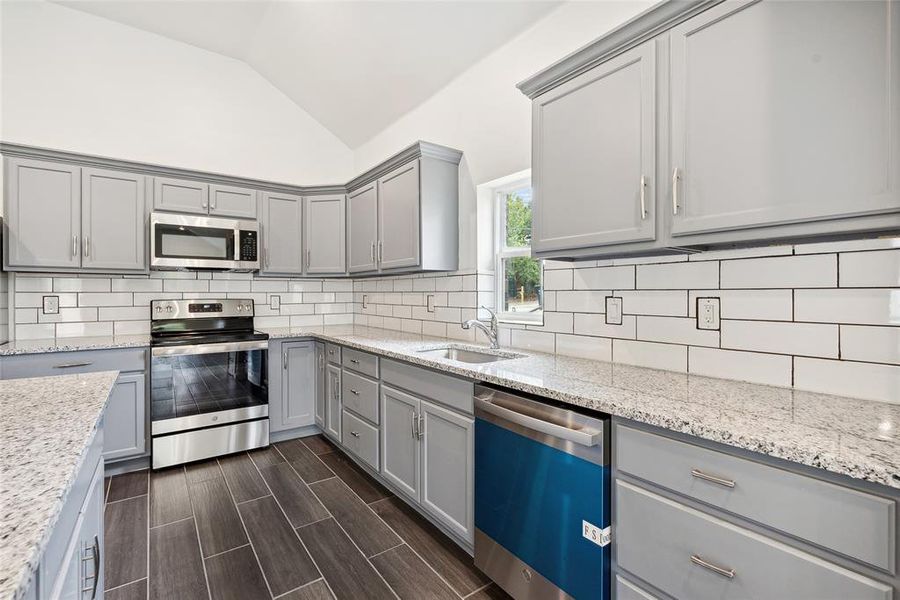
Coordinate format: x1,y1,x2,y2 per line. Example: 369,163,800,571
42,295,59,315
696,297,720,330
605,296,623,325
427,294,436,313
270,295,280,310
362,294,368,309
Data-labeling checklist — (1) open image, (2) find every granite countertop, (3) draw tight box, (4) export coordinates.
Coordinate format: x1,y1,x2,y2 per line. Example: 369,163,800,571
0,325,896,491
0,334,150,356
0,371,119,600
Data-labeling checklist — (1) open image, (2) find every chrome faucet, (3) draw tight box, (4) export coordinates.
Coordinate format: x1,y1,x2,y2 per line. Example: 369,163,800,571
462,305,500,349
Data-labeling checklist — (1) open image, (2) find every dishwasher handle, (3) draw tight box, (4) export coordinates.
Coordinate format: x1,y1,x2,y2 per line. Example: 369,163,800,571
475,395,602,447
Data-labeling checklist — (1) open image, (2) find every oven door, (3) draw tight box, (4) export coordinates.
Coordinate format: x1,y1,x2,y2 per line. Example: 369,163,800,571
150,340,269,436
150,212,258,270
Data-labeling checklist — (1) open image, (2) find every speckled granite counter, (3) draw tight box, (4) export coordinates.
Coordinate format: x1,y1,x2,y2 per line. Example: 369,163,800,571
0,334,150,356
263,325,900,490
0,371,118,600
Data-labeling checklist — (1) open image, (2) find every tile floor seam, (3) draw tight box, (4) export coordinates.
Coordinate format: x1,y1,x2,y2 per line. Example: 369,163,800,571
185,465,214,600
103,576,147,593
148,515,194,530
271,576,326,599
462,582,493,598
202,542,251,560
235,493,273,505
104,492,149,506
366,541,407,560
294,515,334,530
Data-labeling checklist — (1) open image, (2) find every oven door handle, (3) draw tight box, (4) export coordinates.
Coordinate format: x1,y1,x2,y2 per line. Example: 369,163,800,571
474,395,602,447
152,340,269,357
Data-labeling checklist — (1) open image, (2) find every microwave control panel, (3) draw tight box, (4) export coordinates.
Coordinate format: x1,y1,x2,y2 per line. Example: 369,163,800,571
239,230,258,262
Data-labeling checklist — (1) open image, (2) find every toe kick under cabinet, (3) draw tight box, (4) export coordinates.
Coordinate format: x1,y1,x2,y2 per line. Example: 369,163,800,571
0,348,148,463
612,420,899,600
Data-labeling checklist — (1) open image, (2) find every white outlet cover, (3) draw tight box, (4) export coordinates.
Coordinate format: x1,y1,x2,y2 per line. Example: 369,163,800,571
270,295,280,310
696,297,720,330
605,296,623,325
42,295,59,315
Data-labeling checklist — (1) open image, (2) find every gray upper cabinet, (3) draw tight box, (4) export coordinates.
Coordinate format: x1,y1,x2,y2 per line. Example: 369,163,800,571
305,194,346,275
668,0,900,242
260,191,303,275
419,398,474,543
271,341,317,432
153,176,209,215
377,161,421,270
82,167,146,271
532,40,656,254
348,183,378,273
103,372,146,461
5,158,81,270
209,184,257,219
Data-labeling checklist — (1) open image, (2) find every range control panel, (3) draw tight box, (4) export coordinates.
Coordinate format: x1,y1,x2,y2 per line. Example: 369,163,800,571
151,299,254,319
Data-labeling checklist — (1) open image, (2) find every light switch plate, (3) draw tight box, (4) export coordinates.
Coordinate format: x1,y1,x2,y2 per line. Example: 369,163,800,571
605,296,623,325
696,297,720,330
362,294,368,309
42,295,59,315
427,294,436,313
270,295,280,310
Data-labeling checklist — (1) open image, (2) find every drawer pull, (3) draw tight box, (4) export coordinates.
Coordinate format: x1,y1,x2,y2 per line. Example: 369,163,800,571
691,468,735,488
53,362,93,369
349,359,360,364
691,554,735,579
329,350,335,355
349,389,360,395
350,430,360,438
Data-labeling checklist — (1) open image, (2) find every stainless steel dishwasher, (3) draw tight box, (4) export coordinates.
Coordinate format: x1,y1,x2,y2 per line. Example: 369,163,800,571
474,383,610,600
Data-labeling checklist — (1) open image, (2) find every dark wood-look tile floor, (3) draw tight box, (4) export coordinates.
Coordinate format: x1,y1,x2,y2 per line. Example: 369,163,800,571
105,434,510,600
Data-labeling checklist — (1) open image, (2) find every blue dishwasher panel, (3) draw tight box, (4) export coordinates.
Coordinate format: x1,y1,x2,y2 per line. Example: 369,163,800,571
475,417,610,600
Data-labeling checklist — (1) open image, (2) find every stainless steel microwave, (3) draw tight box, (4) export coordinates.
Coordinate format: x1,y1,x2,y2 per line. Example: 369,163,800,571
150,212,259,271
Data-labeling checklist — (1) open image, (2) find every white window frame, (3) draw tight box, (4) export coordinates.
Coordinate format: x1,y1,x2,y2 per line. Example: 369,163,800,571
494,179,543,324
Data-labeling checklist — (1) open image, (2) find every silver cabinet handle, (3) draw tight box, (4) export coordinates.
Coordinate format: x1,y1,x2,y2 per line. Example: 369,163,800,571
370,242,375,262
417,414,424,439
283,351,288,370
306,249,311,269
349,359,360,364
691,468,735,488
81,536,100,598
672,168,680,215
378,241,383,263
210,198,217,210
411,411,418,439
73,235,78,258
83,236,90,257
265,247,270,269
350,430,360,438
349,389,360,395
639,175,647,220
328,349,335,355
53,361,93,369
202,201,208,210
691,554,735,579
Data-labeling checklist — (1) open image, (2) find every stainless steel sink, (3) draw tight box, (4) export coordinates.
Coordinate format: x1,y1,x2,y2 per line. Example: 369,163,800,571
416,346,523,364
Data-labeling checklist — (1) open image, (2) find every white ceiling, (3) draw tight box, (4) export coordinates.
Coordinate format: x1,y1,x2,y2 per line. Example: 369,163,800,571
56,0,561,148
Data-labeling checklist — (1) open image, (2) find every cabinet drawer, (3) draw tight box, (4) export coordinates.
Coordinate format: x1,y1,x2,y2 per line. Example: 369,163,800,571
342,348,379,378
341,370,379,424
381,359,473,414
0,348,147,379
615,576,659,600
342,410,379,471
325,343,342,365
616,480,892,600
615,424,895,571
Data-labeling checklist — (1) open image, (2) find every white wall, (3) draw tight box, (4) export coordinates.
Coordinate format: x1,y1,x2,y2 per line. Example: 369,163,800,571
353,1,654,185
0,1,354,185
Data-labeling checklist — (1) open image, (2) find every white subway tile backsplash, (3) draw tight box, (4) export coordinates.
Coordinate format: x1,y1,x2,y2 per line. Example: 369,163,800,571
689,347,792,387
413,278,436,292
794,358,900,404
688,245,793,262
289,280,323,292
720,254,836,289
616,290,687,317
39,307,98,323
251,280,289,292
422,321,448,338
435,276,463,292
794,289,900,326
98,306,147,321
573,266,635,290
510,329,555,353
112,278,163,292
840,325,900,365
556,291,608,313
839,250,900,288
688,290,793,321
54,278,111,292
637,316,719,347
556,334,612,362
77,292,133,307
637,261,718,290
573,314,637,339
15,309,37,324
447,292,477,307
323,280,353,292
16,323,55,340
290,314,325,327
56,321,113,338
114,320,151,335
543,269,573,291
613,339,687,372
721,320,838,358
16,277,53,292
209,280,252,293
133,292,181,305
16,293,77,308
528,312,573,334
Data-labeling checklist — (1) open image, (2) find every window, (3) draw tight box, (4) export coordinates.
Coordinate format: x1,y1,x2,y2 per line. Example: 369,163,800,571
495,181,542,323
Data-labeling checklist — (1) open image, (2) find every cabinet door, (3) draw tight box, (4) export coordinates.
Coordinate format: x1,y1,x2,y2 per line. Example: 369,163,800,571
419,399,474,542
532,41,656,252
305,194,346,274
380,385,420,501
209,184,257,219
347,184,378,273
153,176,209,215
5,158,81,269
260,191,303,275
82,168,146,271
78,462,105,600
377,161,420,270
315,342,325,428
103,373,146,462
274,341,316,432
325,364,342,442
669,0,900,237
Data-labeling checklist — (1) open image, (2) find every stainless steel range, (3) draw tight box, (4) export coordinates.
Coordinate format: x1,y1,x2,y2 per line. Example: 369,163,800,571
150,298,269,469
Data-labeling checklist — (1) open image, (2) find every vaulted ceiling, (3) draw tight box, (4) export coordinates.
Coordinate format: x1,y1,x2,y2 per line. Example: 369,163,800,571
57,1,560,148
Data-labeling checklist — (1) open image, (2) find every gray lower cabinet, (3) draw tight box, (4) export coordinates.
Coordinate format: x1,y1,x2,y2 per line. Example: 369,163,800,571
380,385,421,500
5,157,81,270
270,341,317,432
153,176,209,215
347,183,378,273
208,183,256,219
103,372,147,462
260,190,303,275
377,161,420,270
304,194,346,274
531,39,656,254
668,0,900,243
315,342,326,429
81,167,146,271
325,363,342,442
